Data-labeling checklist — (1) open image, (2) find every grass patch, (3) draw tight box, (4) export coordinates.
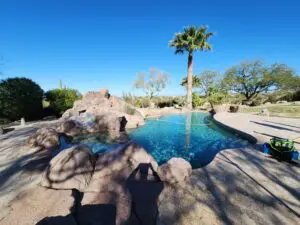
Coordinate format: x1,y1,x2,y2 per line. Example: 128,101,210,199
239,104,300,118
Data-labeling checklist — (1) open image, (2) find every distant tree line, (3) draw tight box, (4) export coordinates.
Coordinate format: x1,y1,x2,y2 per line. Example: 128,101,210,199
180,60,300,108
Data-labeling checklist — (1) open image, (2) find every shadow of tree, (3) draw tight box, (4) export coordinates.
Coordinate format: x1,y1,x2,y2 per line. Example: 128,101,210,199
36,189,117,225
250,120,300,134
0,148,54,194
156,147,300,225
218,151,300,217
262,119,300,129
0,127,38,141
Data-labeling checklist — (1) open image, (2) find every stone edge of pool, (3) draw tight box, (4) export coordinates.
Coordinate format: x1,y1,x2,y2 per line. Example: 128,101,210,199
212,113,258,144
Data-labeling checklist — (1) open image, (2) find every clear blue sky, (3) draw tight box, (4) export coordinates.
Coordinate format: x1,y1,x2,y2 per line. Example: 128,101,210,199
0,0,299,96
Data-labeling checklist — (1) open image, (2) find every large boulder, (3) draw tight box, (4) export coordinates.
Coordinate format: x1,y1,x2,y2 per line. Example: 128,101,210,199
28,127,60,149
41,145,96,191
86,142,158,193
124,143,158,171
159,157,192,184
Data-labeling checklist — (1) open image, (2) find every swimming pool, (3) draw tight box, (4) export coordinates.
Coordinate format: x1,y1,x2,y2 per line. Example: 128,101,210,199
128,112,249,168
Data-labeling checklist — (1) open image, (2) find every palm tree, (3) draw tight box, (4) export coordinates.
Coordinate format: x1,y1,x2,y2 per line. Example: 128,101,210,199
180,75,201,88
169,26,214,109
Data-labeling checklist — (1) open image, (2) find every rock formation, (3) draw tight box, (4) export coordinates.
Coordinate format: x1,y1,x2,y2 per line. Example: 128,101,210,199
28,127,60,149
61,90,144,130
40,142,163,225
28,89,144,149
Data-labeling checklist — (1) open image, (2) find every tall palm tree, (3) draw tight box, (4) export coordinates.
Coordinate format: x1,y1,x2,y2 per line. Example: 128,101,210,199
169,26,214,109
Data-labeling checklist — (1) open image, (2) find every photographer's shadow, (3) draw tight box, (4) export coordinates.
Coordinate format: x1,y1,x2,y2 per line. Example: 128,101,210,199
126,163,164,225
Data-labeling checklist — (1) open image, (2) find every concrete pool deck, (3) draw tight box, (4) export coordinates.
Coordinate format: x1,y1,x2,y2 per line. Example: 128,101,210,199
0,114,299,224
214,112,300,149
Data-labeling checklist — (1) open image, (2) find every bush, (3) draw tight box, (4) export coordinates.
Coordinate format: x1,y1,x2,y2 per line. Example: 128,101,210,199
152,96,185,108
0,77,44,121
225,93,244,105
122,92,135,105
192,93,205,108
122,93,185,108
137,97,151,108
45,88,81,116
124,104,136,115
248,94,267,106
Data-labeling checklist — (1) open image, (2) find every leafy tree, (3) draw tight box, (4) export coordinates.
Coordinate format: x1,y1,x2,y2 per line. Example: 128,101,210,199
180,75,201,88
197,70,225,109
271,64,300,91
223,61,296,104
0,77,44,121
169,25,214,109
45,88,81,116
192,92,205,108
133,68,170,99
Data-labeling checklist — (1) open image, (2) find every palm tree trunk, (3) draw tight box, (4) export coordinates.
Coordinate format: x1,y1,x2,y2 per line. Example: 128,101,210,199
186,52,193,110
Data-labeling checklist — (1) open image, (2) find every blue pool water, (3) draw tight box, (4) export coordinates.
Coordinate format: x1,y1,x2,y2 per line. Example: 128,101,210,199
128,112,249,168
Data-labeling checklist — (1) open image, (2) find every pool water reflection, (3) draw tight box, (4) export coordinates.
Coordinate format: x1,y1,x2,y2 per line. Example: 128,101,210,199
128,112,249,168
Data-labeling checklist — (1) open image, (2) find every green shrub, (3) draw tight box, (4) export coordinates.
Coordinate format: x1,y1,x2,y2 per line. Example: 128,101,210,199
135,99,143,108
0,118,11,125
122,92,135,105
192,93,205,108
124,104,136,115
225,93,244,104
45,88,81,116
0,77,44,121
